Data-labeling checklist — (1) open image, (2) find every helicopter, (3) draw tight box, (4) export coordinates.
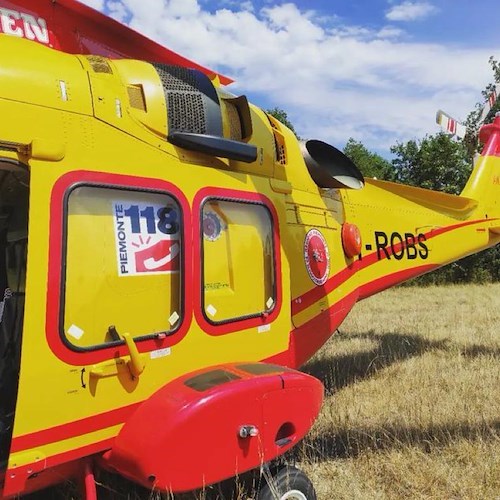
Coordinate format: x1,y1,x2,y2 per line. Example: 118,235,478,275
0,1,498,498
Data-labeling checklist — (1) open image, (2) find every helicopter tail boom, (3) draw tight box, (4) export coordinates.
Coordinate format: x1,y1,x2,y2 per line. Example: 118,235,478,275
329,115,500,317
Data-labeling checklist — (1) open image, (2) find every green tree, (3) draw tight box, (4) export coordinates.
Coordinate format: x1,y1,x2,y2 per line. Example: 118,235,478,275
390,133,472,194
343,138,395,180
266,107,300,138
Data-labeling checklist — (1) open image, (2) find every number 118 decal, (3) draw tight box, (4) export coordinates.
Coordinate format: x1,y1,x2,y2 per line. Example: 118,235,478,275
113,199,180,276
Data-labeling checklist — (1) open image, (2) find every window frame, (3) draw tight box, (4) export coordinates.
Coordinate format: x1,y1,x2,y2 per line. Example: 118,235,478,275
46,171,192,365
193,187,282,336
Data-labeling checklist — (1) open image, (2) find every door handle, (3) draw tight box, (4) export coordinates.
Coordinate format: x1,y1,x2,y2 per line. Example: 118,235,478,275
89,332,146,379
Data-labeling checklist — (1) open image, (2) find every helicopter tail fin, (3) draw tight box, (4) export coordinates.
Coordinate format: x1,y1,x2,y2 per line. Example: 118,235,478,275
461,115,500,226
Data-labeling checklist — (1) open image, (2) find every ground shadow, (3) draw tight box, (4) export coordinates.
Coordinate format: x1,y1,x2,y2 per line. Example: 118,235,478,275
302,330,499,395
296,329,500,463
461,343,500,358
297,419,500,461
302,330,446,395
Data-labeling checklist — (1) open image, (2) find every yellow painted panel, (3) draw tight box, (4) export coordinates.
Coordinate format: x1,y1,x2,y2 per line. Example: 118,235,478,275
0,35,92,115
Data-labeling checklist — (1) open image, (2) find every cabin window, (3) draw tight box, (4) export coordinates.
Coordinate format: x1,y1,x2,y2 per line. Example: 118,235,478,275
62,186,182,349
201,199,275,324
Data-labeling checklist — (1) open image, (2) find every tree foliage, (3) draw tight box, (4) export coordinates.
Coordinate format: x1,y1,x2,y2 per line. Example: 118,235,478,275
390,133,471,194
343,139,395,181
266,107,300,138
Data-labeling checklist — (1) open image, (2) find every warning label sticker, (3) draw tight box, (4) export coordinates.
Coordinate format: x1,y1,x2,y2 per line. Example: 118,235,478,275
113,200,180,276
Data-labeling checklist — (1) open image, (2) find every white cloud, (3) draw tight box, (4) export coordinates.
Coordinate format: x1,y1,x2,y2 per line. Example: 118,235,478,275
386,1,438,22
377,25,405,39
330,25,373,40
80,0,105,11
106,1,129,22
77,0,495,153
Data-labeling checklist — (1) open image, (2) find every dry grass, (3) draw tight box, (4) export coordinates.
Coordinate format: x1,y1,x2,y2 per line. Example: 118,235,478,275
298,283,500,500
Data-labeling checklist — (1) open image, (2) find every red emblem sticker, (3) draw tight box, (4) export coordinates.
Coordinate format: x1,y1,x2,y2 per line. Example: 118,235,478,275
304,229,330,286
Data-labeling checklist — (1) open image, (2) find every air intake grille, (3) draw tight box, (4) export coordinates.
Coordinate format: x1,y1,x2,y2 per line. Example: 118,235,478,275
86,56,112,74
277,143,287,165
127,85,147,111
152,63,222,138
268,116,287,165
224,101,243,140
155,65,198,92
167,92,206,135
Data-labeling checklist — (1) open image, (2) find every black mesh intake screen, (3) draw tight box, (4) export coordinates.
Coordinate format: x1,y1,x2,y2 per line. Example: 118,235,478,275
153,63,223,137
155,65,198,92
167,92,206,135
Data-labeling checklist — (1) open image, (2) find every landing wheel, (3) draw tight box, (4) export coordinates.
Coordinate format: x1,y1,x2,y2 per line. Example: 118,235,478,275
257,465,317,500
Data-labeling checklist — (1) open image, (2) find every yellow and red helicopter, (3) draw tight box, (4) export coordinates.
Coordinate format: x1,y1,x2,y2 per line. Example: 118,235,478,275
0,1,498,498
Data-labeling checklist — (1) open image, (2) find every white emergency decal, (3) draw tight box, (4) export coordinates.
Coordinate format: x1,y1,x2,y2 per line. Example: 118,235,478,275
113,200,180,276
150,347,171,359
59,80,68,101
206,304,217,317
169,311,180,326
115,98,122,118
258,324,271,333
67,324,84,340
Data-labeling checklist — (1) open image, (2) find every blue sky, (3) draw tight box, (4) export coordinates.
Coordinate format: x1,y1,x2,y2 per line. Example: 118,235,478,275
209,0,498,46
82,0,499,155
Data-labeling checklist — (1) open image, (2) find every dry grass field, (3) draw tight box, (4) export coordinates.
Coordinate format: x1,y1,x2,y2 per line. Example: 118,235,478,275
298,283,500,500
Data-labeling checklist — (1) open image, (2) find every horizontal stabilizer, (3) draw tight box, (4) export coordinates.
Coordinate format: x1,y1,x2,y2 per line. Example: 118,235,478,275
367,178,478,215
